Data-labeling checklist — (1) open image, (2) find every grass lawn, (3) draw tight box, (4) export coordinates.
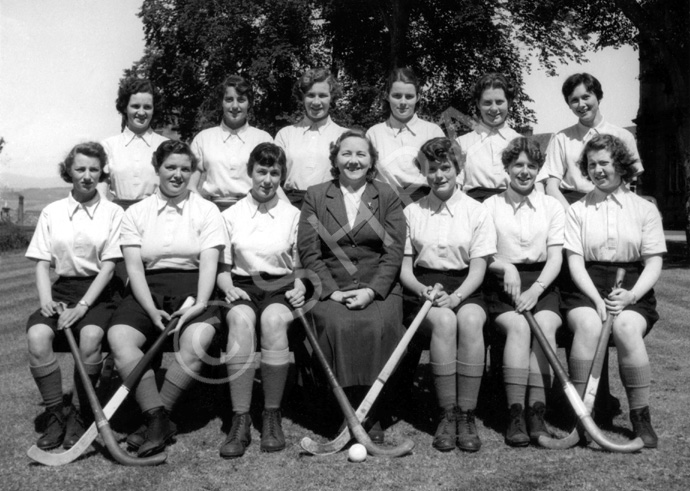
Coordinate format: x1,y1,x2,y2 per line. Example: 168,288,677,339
1,245,689,491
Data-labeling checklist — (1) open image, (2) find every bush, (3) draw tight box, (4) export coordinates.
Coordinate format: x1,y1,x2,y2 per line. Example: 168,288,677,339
0,223,31,253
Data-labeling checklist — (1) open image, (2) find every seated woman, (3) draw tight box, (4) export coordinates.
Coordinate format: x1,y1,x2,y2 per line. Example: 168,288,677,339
483,137,564,446
107,140,225,457
188,74,274,211
298,129,405,441
400,137,496,453
563,134,665,448
26,142,123,450
216,143,305,458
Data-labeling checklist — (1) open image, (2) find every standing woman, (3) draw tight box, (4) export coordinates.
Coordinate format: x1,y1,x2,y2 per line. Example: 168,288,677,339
456,72,521,202
26,142,123,450
366,67,445,205
107,140,225,457
216,143,305,458
188,74,274,211
563,134,664,448
483,137,565,446
298,129,405,439
400,137,496,452
100,77,169,210
275,67,347,209
538,73,644,209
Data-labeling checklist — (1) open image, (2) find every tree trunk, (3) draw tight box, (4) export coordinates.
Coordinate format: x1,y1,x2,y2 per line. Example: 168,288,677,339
376,0,412,69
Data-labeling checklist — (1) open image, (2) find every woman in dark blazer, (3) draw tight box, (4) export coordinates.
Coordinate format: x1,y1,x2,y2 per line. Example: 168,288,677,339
298,129,405,441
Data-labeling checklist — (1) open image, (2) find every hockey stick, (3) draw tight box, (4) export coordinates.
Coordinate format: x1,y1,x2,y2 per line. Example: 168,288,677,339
523,310,643,453
539,268,626,449
296,308,414,457
301,284,442,455
27,297,194,466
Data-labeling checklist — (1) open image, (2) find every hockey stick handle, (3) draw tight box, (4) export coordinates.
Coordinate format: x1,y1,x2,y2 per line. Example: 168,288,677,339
296,308,414,457
523,310,643,453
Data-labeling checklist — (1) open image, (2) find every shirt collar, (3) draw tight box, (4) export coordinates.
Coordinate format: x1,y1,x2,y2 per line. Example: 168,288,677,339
123,126,155,147
298,116,333,135
426,185,463,216
505,185,537,211
476,121,511,142
576,117,608,139
155,189,189,212
591,183,626,210
247,192,279,218
387,114,420,136
220,121,249,143
67,191,101,219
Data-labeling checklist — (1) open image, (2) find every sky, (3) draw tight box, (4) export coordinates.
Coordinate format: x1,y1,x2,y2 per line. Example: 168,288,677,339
0,1,640,189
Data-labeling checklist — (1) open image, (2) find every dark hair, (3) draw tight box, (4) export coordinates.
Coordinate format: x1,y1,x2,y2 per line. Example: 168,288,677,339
385,67,421,95
415,137,461,174
115,77,157,131
577,134,636,183
152,140,198,172
501,137,545,171
293,67,342,103
329,129,378,182
562,73,603,103
218,74,254,107
247,143,287,184
59,142,108,184
472,72,515,108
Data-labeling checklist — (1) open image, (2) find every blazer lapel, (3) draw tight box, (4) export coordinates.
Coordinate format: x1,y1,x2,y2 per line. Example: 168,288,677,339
325,182,351,236
352,182,380,237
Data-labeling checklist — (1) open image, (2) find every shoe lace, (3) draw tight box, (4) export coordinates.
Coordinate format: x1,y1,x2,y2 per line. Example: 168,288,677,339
264,410,280,437
437,410,455,435
229,414,247,441
457,409,477,434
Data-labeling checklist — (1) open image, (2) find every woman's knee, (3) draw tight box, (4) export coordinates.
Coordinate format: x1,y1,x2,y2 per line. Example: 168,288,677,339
26,324,55,361
79,325,104,356
612,315,646,350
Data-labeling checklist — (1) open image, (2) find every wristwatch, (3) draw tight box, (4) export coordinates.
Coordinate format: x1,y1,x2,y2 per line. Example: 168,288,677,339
77,299,90,309
454,292,464,304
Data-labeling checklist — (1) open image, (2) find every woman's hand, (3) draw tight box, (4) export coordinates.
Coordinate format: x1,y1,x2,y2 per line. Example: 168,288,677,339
170,301,207,333
329,291,347,304
147,309,172,332
502,264,521,304
605,288,635,315
224,286,251,304
285,283,306,309
342,288,375,310
593,298,607,322
433,291,461,310
514,286,540,313
57,304,88,330
40,300,61,318
418,284,443,303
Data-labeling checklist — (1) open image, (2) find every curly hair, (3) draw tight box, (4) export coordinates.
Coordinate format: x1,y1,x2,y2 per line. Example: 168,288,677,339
472,72,516,108
501,136,545,171
293,67,342,104
115,77,158,131
217,74,254,107
247,142,287,185
415,137,461,174
152,140,198,173
329,129,378,182
561,73,603,103
577,134,636,183
59,142,108,184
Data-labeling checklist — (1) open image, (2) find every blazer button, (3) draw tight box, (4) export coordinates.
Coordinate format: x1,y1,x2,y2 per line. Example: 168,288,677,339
353,279,359,284
352,259,358,265
351,244,357,248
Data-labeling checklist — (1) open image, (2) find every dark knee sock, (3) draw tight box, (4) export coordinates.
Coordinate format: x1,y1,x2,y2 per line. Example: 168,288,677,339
160,360,197,411
73,359,103,418
120,359,162,413
568,358,592,399
619,364,651,410
528,371,551,406
503,366,529,407
30,357,63,409
261,348,290,410
227,353,257,414
430,361,456,411
456,361,484,411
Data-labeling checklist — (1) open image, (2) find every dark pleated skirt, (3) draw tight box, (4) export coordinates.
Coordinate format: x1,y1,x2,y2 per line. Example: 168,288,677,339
309,287,403,387
485,262,561,317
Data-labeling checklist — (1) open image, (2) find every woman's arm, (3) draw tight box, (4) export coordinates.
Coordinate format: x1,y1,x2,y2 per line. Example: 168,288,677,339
435,257,488,310
57,260,117,329
123,245,170,330
36,260,58,317
172,247,221,328
567,250,606,321
545,177,569,210
515,245,563,313
400,255,437,302
187,170,202,194
488,258,521,305
605,254,663,314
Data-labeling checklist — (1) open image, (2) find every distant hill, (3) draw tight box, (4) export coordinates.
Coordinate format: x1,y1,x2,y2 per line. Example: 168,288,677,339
1,172,69,190
1,187,71,212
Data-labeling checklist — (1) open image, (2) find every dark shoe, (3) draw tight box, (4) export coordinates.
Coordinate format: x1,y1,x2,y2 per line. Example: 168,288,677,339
505,404,530,447
630,406,658,449
126,424,147,450
432,407,456,452
219,413,252,459
36,405,67,450
137,408,176,457
527,402,551,444
63,408,89,449
367,420,385,445
261,409,286,452
455,408,481,452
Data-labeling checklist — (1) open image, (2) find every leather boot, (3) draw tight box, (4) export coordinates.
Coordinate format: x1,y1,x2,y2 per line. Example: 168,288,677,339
455,407,481,452
432,407,456,452
505,404,530,447
138,408,176,457
630,406,658,449
36,404,67,450
527,402,550,444
219,413,252,458
261,409,286,452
